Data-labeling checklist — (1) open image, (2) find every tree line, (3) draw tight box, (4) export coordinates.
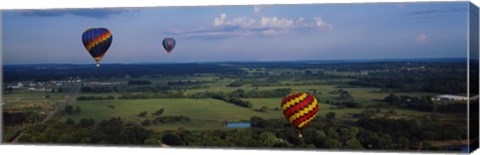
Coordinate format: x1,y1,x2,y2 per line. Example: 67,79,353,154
16,113,465,151
77,95,115,101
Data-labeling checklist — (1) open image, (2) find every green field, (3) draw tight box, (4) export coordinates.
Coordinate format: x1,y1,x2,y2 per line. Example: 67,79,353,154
243,97,431,120
62,81,441,131
64,98,284,130
64,95,433,131
3,90,67,111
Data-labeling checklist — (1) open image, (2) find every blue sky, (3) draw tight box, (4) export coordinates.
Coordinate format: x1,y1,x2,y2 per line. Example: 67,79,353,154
1,2,470,64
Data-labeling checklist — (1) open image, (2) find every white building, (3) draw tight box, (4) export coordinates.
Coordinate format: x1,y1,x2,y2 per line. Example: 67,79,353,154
432,95,468,101
8,82,24,89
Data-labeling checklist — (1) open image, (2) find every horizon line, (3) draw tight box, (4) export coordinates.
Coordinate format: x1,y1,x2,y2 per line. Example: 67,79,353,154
2,57,469,66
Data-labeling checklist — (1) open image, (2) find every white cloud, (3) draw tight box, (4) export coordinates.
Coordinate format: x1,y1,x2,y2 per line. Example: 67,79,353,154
261,29,289,36
214,13,333,30
294,17,334,30
170,13,334,38
260,17,294,28
416,34,427,43
187,31,255,38
228,17,257,28
313,17,335,29
214,13,227,26
295,17,307,26
254,6,263,14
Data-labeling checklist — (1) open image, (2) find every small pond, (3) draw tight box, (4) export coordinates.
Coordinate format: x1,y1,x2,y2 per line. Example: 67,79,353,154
225,122,251,128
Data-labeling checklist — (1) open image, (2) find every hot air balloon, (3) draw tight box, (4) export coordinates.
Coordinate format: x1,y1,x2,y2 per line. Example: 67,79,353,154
82,28,112,67
162,38,176,53
281,92,319,138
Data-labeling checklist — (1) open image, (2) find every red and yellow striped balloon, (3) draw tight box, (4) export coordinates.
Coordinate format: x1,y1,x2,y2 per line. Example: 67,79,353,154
281,92,319,129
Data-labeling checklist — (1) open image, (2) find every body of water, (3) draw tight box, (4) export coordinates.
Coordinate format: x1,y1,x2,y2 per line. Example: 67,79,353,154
225,122,251,128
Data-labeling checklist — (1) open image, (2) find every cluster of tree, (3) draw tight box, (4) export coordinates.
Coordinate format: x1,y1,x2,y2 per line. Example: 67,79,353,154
148,92,186,98
5,87,13,93
150,116,191,124
357,117,466,142
352,108,383,118
250,116,290,129
135,108,190,125
16,114,466,151
167,80,208,86
51,88,64,93
323,90,362,109
325,112,336,120
173,85,210,90
328,101,364,109
3,111,45,125
119,93,150,100
229,88,292,98
227,78,282,87
423,79,467,94
18,117,152,145
211,93,253,108
327,89,354,101
255,106,270,112
152,109,164,116
249,116,461,150
137,111,148,117
127,80,152,85
115,88,291,107
118,92,185,99
188,88,292,99
124,85,168,92
64,105,81,114
347,63,467,94
227,80,245,87
4,63,248,83
81,85,187,94
115,84,207,93
248,116,368,149
3,112,26,125
81,86,115,93
63,118,95,127
329,89,349,94
77,95,115,101
436,103,468,113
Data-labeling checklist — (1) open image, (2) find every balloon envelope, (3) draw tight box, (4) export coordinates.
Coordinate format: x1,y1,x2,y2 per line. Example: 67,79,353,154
82,28,112,66
281,92,319,129
162,38,176,53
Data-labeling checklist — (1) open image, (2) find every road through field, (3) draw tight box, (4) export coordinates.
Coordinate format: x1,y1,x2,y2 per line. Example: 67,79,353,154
42,83,82,123
12,84,81,143
10,83,82,143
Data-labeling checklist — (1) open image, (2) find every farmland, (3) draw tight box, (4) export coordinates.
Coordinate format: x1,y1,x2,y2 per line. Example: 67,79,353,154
2,59,472,152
